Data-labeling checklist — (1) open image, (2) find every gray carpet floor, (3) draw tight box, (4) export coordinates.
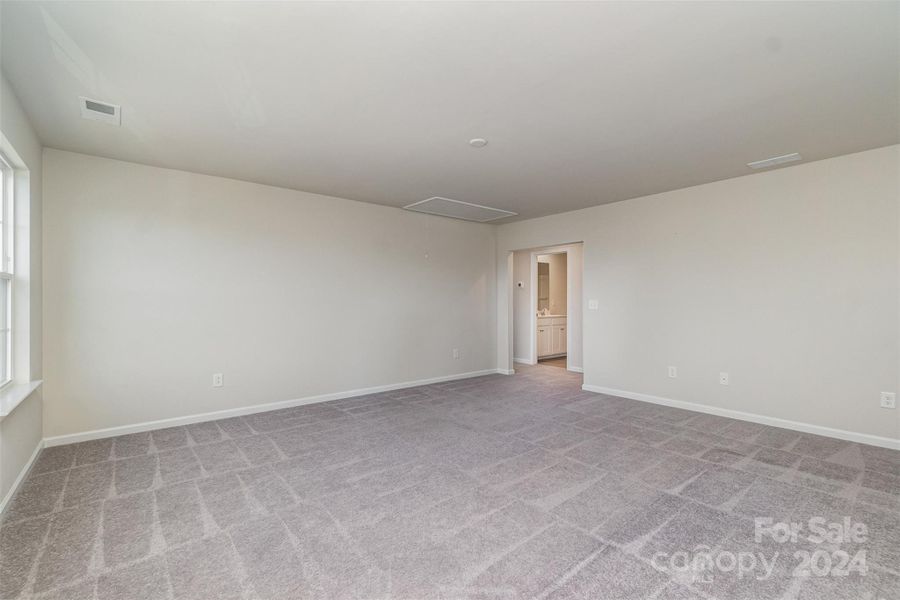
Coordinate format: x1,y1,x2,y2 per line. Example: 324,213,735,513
2,364,898,600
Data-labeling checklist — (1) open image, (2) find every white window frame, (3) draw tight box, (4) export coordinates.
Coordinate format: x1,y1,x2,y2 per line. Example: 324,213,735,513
0,152,13,389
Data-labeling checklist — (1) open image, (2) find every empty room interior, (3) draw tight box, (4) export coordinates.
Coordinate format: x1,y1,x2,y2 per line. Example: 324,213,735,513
1,2,899,599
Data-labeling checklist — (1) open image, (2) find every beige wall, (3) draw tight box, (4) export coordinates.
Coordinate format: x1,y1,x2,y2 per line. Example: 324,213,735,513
43,149,497,438
1,394,42,502
512,250,531,362
498,145,900,442
0,74,43,503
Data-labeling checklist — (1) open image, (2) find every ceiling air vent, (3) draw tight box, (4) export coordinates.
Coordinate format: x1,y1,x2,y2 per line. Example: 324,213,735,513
79,96,121,125
403,197,517,223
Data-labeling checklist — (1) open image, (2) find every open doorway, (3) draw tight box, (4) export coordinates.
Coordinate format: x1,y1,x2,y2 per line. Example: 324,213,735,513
511,243,583,374
535,252,568,368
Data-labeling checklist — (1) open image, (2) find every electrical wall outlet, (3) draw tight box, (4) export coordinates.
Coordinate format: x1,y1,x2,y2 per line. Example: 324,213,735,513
212,373,224,388
588,299,599,310
452,348,460,360
881,392,896,409
719,372,730,386
668,366,678,378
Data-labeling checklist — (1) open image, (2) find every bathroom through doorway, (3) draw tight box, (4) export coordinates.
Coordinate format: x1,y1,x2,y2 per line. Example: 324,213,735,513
535,252,568,368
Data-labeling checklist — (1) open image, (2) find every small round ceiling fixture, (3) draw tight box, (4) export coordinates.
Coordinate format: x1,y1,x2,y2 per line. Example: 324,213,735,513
469,138,488,148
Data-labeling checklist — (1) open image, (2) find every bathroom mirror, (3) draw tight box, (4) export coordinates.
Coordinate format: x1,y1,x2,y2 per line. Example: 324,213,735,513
537,262,550,311
536,253,567,315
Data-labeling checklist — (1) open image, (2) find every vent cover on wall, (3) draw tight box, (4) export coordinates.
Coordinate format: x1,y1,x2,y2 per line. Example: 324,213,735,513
403,197,517,222
79,96,121,125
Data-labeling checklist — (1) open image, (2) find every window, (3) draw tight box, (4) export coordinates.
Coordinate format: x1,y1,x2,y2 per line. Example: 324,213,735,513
0,154,12,387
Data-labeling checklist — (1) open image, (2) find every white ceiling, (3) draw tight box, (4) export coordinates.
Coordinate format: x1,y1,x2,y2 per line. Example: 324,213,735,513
2,1,898,221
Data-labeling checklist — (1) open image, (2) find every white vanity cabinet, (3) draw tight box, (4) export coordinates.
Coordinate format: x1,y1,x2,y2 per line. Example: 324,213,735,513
537,323,551,357
537,316,567,358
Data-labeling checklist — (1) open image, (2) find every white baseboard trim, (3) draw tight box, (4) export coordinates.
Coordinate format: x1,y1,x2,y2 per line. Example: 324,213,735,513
567,366,584,373
582,384,900,451
0,438,44,515
513,358,534,365
497,368,516,375
44,369,502,447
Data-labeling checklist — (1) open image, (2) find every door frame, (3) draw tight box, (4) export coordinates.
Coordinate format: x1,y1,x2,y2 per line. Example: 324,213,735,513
530,248,573,364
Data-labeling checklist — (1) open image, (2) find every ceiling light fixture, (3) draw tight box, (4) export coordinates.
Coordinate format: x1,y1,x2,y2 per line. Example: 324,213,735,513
469,138,488,148
747,152,801,169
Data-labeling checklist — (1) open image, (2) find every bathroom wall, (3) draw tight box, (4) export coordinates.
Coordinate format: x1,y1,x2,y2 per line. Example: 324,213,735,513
542,253,567,314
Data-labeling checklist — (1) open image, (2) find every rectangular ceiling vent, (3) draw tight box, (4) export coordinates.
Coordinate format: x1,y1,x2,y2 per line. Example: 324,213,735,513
747,152,801,169
403,197,517,223
79,96,121,125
